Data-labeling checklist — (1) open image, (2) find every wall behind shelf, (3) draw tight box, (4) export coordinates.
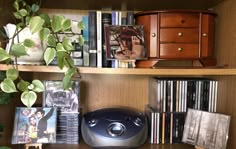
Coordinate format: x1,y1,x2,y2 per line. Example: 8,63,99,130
213,0,236,148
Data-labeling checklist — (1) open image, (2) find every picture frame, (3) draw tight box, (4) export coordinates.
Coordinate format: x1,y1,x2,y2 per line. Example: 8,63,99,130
12,107,57,144
104,25,147,60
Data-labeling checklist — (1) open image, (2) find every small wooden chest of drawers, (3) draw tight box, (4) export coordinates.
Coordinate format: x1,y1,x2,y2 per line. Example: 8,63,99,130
134,10,217,67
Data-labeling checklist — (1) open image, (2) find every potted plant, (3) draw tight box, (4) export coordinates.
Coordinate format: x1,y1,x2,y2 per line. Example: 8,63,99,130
0,0,85,107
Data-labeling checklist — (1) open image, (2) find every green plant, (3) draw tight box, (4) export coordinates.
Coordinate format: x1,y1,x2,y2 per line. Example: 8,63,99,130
0,0,84,107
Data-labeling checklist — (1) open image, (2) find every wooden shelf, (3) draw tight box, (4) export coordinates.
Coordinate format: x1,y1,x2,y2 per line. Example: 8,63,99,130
40,141,194,149
0,64,235,76
40,0,223,10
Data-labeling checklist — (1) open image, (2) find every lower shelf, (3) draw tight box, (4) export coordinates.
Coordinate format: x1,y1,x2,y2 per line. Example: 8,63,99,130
9,141,195,149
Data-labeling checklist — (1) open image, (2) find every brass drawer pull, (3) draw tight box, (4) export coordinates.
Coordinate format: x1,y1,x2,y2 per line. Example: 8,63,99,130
151,33,156,37
202,33,208,37
178,32,183,36
178,48,183,51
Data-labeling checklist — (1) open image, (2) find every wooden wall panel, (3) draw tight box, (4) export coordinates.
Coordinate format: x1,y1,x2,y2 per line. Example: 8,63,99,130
214,0,236,148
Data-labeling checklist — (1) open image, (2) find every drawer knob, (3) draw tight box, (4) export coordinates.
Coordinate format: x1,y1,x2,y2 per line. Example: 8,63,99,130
178,32,183,36
151,33,156,37
202,33,208,37
178,48,183,51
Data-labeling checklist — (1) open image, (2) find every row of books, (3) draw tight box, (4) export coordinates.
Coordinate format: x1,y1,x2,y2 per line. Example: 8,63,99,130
149,78,218,113
145,105,186,144
52,10,135,68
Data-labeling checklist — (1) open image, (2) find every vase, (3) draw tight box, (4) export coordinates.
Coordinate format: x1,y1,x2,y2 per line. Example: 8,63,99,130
4,23,45,65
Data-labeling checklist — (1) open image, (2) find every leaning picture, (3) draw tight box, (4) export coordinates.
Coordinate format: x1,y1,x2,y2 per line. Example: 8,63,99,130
11,107,57,144
105,25,147,60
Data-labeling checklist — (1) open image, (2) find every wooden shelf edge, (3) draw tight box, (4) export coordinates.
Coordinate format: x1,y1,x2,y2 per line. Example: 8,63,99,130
0,64,236,75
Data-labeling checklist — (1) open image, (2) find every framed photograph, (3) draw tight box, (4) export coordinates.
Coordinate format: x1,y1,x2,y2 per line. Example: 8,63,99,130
12,107,57,144
105,25,147,60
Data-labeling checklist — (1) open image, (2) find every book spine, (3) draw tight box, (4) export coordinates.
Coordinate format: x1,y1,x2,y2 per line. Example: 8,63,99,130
88,11,97,67
82,15,89,67
126,11,134,25
96,11,102,68
102,13,112,67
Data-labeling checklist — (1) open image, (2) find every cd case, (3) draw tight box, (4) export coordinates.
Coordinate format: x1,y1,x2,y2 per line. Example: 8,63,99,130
182,109,231,149
11,107,57,144
43,80,80,113
104,25,147,60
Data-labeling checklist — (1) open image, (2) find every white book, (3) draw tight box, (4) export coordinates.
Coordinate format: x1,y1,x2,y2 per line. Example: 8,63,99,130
96,11,102,68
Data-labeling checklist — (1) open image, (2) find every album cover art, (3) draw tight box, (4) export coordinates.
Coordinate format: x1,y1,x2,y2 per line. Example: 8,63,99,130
105,25,147,60
182,109,230,149
43,80,80,113
11,107,57,144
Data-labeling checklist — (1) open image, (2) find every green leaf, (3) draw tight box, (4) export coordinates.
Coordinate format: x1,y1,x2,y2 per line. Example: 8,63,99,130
56,51,68,69
0,78,17,93
62,19,72,31
64,56,75,68
56,43,66,51
29,16,45,34
6,68,18,81
21,91,37,108
47,34,56,47
39,13,51,26
13,1,19,11
44,47,56,65
23,39,35,48
77,21,85,30
51,15,64,32
0,48,11,62
62,37,73,51
39,28,50,41
17,80,30,92
32,80,45,92
13,12,22,19
19,9,27,17
62,75,72,90
10,44,28,57
31,4,39,13
78,35,84,46
65,68,77,78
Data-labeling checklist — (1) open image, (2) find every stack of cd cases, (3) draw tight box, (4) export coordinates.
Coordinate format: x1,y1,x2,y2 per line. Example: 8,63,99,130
43,80,80,144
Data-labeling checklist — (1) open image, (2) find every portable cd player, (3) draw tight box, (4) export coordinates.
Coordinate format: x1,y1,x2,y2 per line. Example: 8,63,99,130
81,107,148,148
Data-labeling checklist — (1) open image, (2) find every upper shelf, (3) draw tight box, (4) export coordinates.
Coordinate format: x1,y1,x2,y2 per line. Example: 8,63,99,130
41,0,224,10
0,64,235,76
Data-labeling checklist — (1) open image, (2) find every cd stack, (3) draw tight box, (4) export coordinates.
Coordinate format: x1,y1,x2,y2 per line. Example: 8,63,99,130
43,80,80,144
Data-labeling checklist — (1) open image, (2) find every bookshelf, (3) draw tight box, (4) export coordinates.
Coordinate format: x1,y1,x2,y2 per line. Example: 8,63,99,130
2,0,236,149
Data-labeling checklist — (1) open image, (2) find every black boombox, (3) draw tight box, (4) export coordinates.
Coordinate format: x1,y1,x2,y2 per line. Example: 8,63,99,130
81,107,148,148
